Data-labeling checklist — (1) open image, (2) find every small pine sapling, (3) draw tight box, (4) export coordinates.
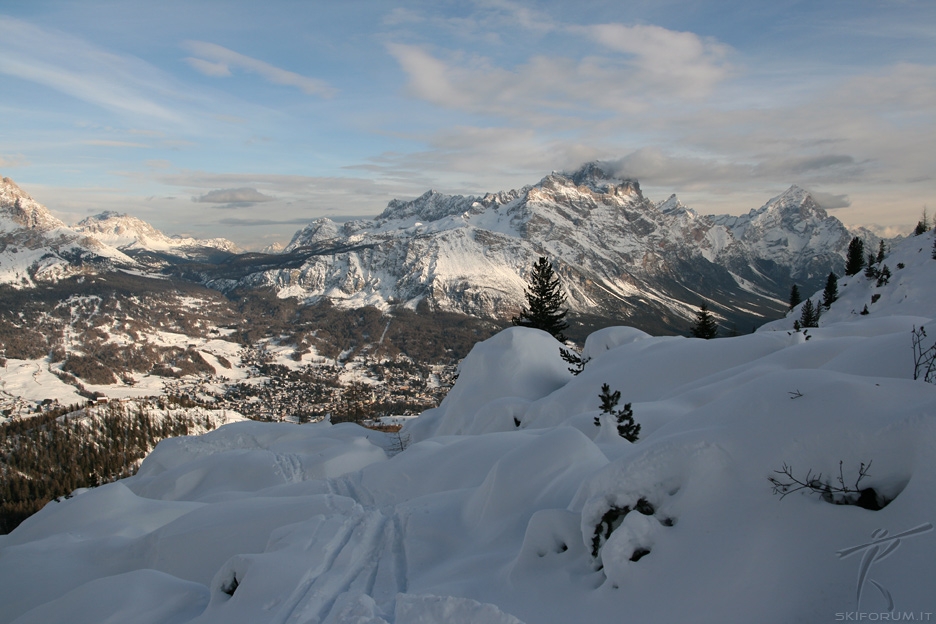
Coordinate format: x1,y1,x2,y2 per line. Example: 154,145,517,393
876,265,891,287
559,347,590,375
596,383,641,442
596,383,620,427
614,401,641,441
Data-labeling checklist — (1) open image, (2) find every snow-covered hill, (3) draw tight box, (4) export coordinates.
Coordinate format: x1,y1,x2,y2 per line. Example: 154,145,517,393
0,177,133,286
2,229,932,623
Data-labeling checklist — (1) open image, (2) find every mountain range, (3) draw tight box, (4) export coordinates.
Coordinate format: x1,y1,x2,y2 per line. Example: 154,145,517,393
0,165,879,335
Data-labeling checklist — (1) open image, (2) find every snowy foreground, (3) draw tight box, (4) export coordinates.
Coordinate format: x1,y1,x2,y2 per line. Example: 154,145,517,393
2,234,935,623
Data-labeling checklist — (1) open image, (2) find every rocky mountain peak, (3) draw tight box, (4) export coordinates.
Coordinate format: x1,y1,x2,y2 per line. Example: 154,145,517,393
74,212,174,251
285,218,341,251
0,176,67,231
567,161,640,196
378,190,475,223
72,210,242,255
759,185,827,221
657,194,697,218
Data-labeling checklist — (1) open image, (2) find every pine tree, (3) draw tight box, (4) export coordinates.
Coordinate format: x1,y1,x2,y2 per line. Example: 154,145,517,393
788,284,801,310
799,298,820,328
864,253,879,279
597,383,621,422
913,208,929,236
876,240,887,264
931,238,936,260
876,265,891,287
844,237,865,276
595,383,641,442
690,303,718,339
614,401,640,442
559,347,589,375
822,272,838,309
512,256,569,342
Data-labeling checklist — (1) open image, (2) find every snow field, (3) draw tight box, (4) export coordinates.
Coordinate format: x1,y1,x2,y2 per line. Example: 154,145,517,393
1,232,934,623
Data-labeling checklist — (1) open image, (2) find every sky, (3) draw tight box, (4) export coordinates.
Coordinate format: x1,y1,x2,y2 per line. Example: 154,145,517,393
0,0,934,249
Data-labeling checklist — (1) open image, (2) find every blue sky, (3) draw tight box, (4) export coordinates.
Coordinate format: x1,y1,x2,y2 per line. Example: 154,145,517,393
1,0,933,248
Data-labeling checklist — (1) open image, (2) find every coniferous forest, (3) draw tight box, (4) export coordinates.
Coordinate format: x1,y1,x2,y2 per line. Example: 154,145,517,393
0,400,217,533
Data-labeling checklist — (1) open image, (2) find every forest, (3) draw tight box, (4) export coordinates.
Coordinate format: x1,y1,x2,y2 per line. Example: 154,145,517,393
0,399,217,533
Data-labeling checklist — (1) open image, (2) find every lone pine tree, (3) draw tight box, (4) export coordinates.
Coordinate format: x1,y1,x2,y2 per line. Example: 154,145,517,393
844,237,865,276
799,298,821,328
822,272,839,309
914,207,930,236
513,256,569,342
788,284,802,310
690,303,719,339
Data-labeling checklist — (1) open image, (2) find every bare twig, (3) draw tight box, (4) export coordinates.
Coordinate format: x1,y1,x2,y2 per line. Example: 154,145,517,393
912,326,936,383
769,460,872,504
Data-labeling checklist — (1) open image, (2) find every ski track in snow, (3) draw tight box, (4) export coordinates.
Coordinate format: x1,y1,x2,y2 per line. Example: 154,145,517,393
274,475,408,623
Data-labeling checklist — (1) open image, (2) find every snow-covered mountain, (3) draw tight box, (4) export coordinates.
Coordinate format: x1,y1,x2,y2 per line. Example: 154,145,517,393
75,211,242,258
0,177,133,287
710,184,859,283
0,167,879,335
222,164,870,334
3,227,932,624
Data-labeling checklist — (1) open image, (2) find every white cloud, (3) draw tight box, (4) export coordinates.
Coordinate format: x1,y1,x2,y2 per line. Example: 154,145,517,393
185,57,232,77
808,191,851,210
183,41,337,97
0,153,29,168
606,147,751,190
194,188,276,204
82,140,151,148
0,16,183,123
387,44,648,121
386,20,734,123
580,23,733,98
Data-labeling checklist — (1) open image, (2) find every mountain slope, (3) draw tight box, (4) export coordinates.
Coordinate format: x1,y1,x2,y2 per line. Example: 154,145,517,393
0,177,133,287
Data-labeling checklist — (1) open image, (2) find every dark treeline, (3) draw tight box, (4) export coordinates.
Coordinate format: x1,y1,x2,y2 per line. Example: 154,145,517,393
0,402,215,534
